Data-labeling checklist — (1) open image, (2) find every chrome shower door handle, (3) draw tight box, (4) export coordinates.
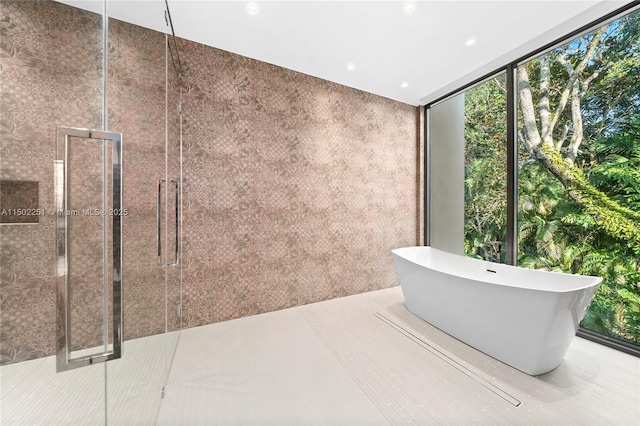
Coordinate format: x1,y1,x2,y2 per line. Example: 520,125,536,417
55,126,123,372
157,178,179,267
157,179,163,266
168,179,179,267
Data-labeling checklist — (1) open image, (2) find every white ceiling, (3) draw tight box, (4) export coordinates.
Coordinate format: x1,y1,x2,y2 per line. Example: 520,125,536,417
58,1,630,106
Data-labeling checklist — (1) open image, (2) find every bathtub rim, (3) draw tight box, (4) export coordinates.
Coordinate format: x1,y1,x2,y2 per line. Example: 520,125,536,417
392,245,602,293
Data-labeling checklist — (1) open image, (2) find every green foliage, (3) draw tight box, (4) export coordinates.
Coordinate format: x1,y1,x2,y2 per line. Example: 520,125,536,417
515,159,640,344
464,75,507,262
589,122,640,211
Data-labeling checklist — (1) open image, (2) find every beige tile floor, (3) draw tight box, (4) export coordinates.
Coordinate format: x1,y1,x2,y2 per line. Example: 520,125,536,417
157,286,640,425
1,286,638,425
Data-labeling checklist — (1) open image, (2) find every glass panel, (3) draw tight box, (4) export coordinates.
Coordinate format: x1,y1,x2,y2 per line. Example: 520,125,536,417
464,74,507,262
517,9,640,348
429,93,465,254
0,0,107,423
429,74,507,259
105,6,182,424
167,64,183,336
1,1,184,423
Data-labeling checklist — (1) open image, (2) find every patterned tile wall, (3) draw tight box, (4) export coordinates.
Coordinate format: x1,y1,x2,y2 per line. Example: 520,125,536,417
0,0,420,364
0,0,105,364
177,39,419,327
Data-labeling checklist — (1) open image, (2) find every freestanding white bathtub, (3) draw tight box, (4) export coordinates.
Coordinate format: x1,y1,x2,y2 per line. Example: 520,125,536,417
391,246,602,375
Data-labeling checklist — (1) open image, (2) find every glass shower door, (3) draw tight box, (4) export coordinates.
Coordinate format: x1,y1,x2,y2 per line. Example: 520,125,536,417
0,1,111,424
0,1,182,424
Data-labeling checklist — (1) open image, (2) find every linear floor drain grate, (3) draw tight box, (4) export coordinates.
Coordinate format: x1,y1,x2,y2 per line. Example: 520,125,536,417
374,312,522,407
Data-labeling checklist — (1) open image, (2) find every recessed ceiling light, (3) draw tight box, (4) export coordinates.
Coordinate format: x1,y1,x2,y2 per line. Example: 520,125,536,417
465,38,476,46
404,1,416,14
247,2,259,16
401,82,409,88
346,62,356,71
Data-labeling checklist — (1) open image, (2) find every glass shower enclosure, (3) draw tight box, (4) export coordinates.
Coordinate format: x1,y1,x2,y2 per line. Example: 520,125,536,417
0,0,183,423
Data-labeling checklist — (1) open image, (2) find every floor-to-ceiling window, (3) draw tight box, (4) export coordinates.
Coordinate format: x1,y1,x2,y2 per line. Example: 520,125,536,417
426,3,640,353
516,7,640,347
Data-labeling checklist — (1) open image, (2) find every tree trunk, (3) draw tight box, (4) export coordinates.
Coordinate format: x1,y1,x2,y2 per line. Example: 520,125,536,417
516,52,640,253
